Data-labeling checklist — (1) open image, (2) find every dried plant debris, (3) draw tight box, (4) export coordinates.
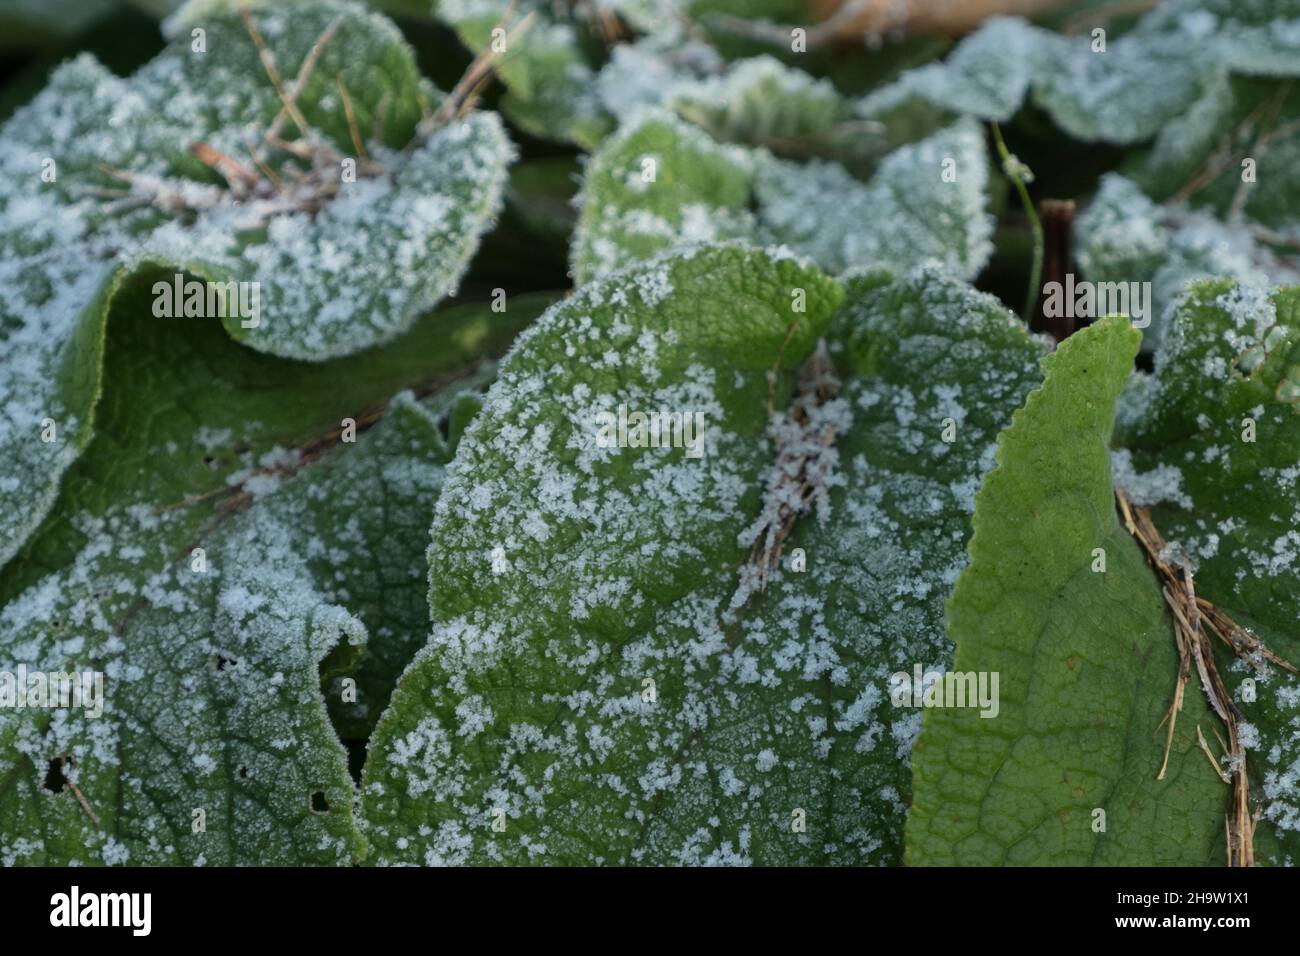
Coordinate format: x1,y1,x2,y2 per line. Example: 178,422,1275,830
1114,279,1300,864
2,0,1300,869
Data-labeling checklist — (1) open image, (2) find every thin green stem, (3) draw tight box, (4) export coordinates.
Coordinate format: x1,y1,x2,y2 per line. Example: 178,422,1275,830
991,121,1042,327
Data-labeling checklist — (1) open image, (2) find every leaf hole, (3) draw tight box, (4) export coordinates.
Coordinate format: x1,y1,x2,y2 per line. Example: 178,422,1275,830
43,756,69,794
310,790,329,814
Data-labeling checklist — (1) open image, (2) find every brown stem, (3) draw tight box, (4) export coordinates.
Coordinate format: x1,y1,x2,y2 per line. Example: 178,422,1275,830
1035,198,1076,342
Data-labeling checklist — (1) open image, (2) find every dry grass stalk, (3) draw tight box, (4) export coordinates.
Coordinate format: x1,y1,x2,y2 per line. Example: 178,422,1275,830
425,2,536,133
1116,488,1293,866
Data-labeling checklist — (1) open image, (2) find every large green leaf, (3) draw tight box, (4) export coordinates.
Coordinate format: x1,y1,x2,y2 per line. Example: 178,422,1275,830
361,244,837,864
0,393,435,866
671,266,1045,864
360,246,1046,864
907,316,1226,866
0,268,549,865
0,0,512,569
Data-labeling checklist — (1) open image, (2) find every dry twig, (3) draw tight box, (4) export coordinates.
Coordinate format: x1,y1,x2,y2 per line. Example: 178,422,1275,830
1117,488,1294,866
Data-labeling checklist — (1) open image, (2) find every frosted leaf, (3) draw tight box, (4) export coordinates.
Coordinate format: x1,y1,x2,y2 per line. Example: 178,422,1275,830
592,0,683,39
754,119,993,280
859,2,1300,145
0,0,511,569
572,112,991,284
570,110,758,283
360,247,1046,865
597,40,709,118
1115,279,1300,863
0,392,457,864
665,54,853,149
655,267,1047,864
1028,25,1204,143
0,257,542,864
857,18,1045,124
437,0,612,148
1129,75,1300,242
1076,175,1299,350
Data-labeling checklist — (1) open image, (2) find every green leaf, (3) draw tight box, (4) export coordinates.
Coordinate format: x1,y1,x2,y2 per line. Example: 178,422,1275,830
907,316,1226,866
437,0,612,148
360,247,1046,864
686,266,1045,864
859,2,1300,144
593,45,871,163
753,118,992,279
571,111,992,284
0,393,437,866
1129,75,1300,240
856,18,1046,126
570,111,757,283
0,0,512,569
664,54,863,156
595,38,713,118
1114,280,1300,862
361,244,837,863
1074,174,1297,350
0,264,549,865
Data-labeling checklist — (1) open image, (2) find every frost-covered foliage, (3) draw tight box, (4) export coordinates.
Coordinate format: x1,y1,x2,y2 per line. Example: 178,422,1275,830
859,3,1300,143
1076,175,1300,349
1114,282,1300,863
361,247,1045,865
4,0,1300,871
863,2,1300,356
665,55,849,147
0,0,510,569
431,0,612,148
0,383,464,864
572,111,991,282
